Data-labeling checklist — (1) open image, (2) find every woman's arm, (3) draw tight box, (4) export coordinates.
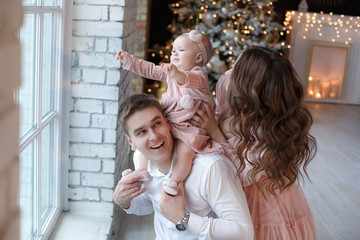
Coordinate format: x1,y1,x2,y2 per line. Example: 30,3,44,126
191,102,227,143
191,101,240,165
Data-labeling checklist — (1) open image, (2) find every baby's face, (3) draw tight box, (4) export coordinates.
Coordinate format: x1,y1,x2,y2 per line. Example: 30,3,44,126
170,35,201,71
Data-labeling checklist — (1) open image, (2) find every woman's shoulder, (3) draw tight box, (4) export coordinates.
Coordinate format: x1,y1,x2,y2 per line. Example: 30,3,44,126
217,74,229,85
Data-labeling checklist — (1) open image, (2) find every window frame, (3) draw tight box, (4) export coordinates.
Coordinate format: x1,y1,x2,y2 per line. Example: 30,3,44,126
18,0,72,239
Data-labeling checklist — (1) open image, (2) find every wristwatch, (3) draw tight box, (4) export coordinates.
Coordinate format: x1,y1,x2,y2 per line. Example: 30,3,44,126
175,211,190,231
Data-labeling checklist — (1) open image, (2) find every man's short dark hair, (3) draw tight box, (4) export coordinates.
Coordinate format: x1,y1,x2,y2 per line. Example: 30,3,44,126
118,94,163,135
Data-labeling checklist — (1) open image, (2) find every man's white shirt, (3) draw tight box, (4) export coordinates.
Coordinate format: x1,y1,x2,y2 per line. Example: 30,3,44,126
125,150,254,240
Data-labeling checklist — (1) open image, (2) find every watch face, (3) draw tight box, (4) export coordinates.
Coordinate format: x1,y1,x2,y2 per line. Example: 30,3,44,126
176,223,186,231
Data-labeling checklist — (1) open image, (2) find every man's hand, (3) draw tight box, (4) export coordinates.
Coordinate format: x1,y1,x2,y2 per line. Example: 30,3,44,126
159,182,187,223
115,50,131,66
161,63,186,85
113,170,147,209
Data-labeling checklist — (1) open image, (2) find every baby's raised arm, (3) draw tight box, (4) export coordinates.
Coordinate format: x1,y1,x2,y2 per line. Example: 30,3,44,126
161,63,186,85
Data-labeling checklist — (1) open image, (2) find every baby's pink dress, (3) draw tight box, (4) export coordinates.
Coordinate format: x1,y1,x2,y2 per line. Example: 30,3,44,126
123,55,223,154
216,75,317,240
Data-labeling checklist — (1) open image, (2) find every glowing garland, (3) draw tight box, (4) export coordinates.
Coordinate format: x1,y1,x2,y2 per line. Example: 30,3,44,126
284,11,360,44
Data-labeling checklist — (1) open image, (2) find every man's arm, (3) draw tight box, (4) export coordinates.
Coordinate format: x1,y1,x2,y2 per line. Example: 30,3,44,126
160,157,254,240
191,159,254,239
159,182,187,223
113,170,154,215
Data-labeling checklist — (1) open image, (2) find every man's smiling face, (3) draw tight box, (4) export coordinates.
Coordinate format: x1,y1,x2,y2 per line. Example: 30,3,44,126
125,106,174,170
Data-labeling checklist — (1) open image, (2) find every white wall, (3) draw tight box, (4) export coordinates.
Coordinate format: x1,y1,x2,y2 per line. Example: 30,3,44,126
69,0,137,218
0,0,22,239
288,11,360,104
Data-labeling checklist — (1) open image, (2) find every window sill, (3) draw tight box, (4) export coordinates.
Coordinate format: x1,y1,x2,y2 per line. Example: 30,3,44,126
49,212,111,240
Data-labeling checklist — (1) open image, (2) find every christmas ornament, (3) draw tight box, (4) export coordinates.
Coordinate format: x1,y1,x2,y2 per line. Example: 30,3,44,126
225,29,235,39
221,7,229,16
209,54,228,75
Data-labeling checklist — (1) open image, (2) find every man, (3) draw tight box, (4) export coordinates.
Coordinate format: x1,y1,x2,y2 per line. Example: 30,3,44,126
113,94,253,240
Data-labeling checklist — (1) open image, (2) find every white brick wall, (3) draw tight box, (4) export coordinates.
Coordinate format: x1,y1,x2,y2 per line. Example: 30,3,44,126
74,99,103,113
72,84,119,100
73,21,124,37
73,5,108,20
70,0,137,222
69,187,100,201
0,0,22,239
69,128,103,143
95,38,108,52
69,143,116,158
72,37,95,51
70,112,91,127
83,69,105,84
72,158,101,172
109,6,125,21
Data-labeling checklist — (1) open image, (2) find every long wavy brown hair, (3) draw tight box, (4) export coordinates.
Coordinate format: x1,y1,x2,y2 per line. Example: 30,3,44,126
223,46,317,195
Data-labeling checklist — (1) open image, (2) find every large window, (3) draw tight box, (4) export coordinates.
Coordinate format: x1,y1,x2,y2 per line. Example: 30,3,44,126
18,0,69,239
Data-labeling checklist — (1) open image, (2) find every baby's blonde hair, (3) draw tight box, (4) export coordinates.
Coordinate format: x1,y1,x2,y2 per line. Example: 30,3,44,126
180,31,213,65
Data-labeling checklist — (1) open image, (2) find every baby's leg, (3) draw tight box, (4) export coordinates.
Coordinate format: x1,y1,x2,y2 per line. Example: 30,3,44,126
171,141,195,182
163,140,195,195
137,152,148,172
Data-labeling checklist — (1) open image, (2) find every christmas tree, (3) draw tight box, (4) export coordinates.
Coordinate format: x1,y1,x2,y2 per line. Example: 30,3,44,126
150,0,291,93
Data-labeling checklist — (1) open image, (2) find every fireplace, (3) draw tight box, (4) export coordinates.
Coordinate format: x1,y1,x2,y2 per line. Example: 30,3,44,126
286,11,360,104
306,41,350,100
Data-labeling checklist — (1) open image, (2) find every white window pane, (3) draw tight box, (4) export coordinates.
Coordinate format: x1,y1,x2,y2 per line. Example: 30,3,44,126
20,14,38,139
19,2,65,239
44,0,59,7
20,141,36,240
41,122,55,221
42,13,56,118
23,0,39,6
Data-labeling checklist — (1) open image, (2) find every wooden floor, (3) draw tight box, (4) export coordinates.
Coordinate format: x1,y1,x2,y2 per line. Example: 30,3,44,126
302,102,360,240
119,103,360,240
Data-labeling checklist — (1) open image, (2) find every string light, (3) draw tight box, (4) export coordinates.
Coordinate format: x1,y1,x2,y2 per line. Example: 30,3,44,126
285,11,360,44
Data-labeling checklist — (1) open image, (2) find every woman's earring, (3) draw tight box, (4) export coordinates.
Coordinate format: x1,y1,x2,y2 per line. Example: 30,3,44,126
131,145,136,151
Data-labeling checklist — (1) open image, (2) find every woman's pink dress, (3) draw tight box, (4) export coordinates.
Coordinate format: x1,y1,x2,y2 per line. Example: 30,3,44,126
216,75,317,240
123,55,223,154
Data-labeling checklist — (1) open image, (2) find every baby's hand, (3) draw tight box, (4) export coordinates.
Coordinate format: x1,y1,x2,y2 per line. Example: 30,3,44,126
116,50,131,66
161,63,178,79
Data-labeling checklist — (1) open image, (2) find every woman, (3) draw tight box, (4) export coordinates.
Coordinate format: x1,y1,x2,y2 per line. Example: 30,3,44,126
192,46,318,239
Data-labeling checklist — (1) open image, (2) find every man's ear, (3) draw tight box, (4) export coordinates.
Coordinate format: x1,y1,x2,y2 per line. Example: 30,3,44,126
165,118,171,131
125,134,135,149
195,52,204,64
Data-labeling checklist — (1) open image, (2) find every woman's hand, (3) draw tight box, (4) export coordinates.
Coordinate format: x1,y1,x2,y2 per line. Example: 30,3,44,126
190,102,227,143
